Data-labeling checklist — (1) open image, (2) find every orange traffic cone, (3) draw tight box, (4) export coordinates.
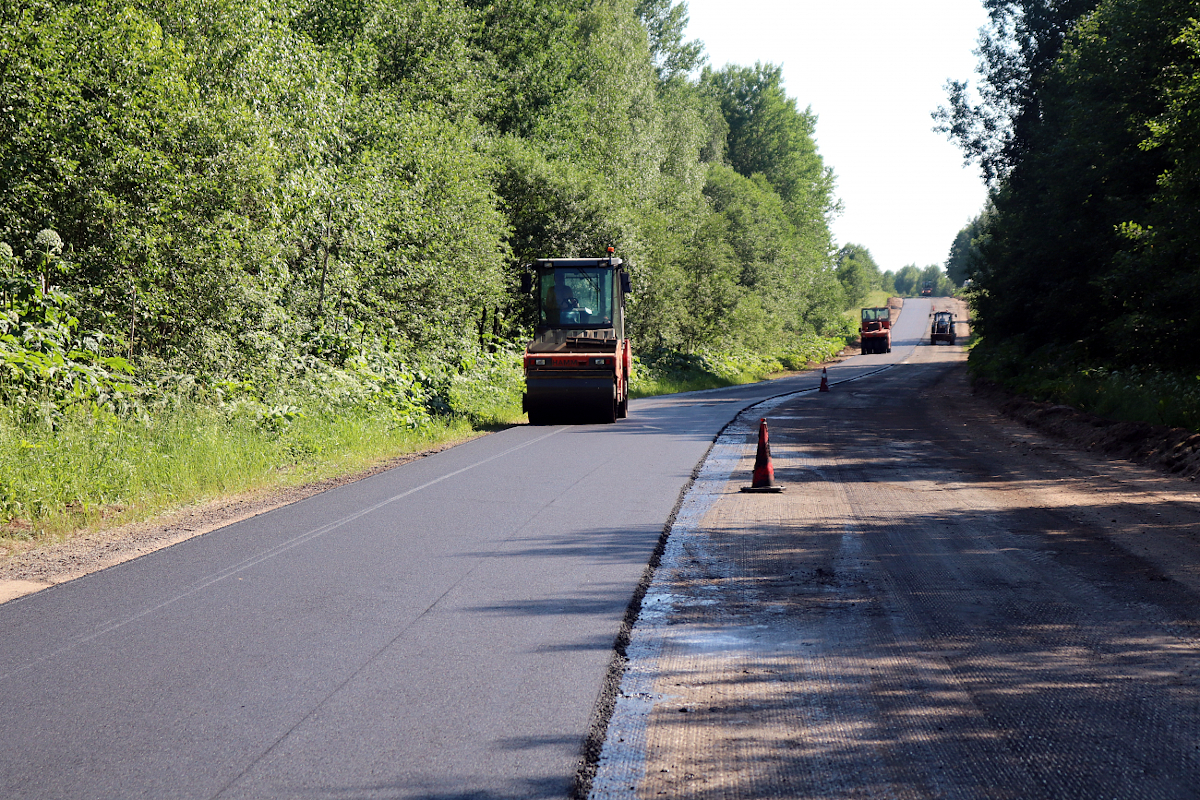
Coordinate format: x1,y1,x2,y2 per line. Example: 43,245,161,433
740,418,784,493
819,367,829,392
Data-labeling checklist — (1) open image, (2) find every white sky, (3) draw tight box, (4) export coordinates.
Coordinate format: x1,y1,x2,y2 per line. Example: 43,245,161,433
684,0,991,273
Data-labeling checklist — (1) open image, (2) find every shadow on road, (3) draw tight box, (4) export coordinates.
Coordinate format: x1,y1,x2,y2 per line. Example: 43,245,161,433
603,353,1200,799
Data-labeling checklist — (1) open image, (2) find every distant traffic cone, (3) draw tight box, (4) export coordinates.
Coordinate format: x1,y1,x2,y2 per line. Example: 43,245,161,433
741,418,784,493
819,367,829,392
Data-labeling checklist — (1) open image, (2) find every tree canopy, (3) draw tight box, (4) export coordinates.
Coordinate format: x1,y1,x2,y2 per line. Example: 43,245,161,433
939,0,1200,374
835,244,884,307
1,0,861,419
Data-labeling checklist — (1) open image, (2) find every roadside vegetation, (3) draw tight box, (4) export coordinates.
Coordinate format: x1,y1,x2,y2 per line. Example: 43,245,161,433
631,334,846,397
939,0,1200,432
1,0,916,545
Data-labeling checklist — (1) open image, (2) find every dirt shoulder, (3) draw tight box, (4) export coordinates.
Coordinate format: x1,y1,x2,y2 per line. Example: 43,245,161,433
593,334,1200,798
977,381,1200,481
923,295,1200,482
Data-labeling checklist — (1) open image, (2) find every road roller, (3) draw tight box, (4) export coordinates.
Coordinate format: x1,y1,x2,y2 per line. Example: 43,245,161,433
522,250,632,424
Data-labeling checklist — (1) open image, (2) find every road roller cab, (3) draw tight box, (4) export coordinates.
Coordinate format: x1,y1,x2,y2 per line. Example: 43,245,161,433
522,252,632,424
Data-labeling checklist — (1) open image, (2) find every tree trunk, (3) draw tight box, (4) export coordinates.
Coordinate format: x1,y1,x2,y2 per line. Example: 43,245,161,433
316,244,329,317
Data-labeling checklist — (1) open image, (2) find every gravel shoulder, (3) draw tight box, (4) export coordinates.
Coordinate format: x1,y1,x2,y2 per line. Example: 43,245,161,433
591,320,1200,799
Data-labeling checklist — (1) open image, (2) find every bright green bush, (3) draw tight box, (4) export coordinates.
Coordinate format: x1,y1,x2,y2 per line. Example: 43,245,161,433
631,335,845,397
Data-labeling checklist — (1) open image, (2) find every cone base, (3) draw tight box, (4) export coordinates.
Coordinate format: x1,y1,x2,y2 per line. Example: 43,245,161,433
740,485,785,493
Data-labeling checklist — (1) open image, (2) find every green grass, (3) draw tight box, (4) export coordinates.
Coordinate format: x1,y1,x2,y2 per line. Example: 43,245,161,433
0,400,522,545
969,339,1200,432
630,372,743,398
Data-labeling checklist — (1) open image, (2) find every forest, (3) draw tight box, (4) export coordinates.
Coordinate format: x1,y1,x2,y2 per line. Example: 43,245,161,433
1,0,903,532
0,0,880,412
940,0,1200,428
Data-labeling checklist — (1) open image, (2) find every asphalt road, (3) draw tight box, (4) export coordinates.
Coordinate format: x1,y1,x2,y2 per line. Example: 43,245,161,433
0,304,928,799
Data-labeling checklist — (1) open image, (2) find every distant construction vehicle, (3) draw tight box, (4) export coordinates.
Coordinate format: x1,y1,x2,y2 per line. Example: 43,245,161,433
860,307,892,354
930,310,956,345
522,251,632,424
920,281,933,297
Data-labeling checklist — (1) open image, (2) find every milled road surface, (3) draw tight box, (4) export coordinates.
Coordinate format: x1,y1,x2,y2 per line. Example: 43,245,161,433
592,306,1200,798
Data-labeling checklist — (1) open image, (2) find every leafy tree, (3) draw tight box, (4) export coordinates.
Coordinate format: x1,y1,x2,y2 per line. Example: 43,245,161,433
0,0,849,401
835,244,881,309
704,164,844,340
894,264,952,297
635,0,705,83
879,270,897,295
945,207,992,286
494,139,630,268
919,265,953,296
701,63,838,230
465,0,589,138
892,265,923,296
957,0,1198,368
1091,5,1200,370
689,61,843,340
934,0,1102,186
704,166,795,289
674,215,741,352
0,0,254,361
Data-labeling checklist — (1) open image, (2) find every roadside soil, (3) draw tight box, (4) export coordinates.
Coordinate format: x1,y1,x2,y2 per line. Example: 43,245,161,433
594,316,1200,798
